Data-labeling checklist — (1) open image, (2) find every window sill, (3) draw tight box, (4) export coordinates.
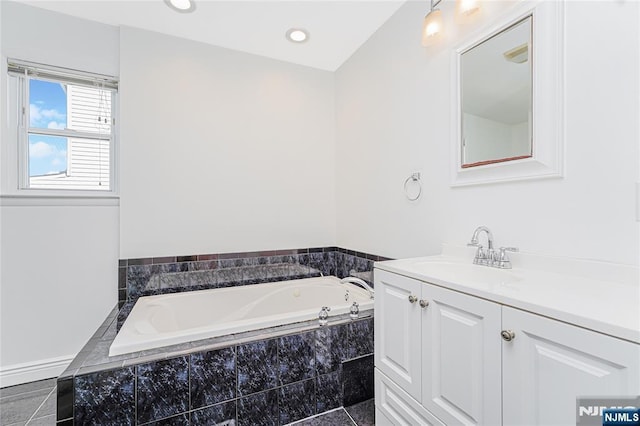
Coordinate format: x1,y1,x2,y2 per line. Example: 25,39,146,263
0,194,119,207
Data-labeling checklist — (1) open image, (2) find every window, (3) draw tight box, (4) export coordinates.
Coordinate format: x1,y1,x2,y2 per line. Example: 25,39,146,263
8,60,118,193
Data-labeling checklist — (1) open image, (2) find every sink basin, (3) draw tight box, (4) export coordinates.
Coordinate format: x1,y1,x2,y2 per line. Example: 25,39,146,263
408,260,522,286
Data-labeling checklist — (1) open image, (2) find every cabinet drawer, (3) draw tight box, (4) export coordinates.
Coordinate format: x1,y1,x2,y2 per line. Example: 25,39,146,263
375,368,445,426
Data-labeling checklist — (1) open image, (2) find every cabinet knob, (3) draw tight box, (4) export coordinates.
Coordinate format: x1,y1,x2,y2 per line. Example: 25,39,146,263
408,295,418,303
419,299,429,308
501,330,516,342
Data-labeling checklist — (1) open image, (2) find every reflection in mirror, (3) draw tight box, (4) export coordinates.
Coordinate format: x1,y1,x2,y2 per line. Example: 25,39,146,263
461,16,532,168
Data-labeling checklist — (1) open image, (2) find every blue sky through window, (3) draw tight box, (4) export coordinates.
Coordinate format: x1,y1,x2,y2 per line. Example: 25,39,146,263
29,79,68,176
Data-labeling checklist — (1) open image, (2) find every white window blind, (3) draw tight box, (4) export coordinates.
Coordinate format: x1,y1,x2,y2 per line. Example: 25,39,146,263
8,59,118,192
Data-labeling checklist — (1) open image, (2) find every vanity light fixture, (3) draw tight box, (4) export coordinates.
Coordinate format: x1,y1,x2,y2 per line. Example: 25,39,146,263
164,0,195,13
422,0,481,47
286,28,309,43
422,0,444,46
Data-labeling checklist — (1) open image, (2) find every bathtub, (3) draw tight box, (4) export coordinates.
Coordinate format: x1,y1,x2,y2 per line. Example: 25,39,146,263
110,276,374,356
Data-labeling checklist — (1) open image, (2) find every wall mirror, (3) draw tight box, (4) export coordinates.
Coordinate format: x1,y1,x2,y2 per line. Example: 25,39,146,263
451,1,564,186
461,16,532,168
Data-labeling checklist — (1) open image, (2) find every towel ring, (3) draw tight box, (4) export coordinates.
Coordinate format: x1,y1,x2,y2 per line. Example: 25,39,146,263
404,172,422,201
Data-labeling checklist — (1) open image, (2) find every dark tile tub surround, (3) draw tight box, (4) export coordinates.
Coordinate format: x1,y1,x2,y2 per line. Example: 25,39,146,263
118,247,389,310
57,306,375,425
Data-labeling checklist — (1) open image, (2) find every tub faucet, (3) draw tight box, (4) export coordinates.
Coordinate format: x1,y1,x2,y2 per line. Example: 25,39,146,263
340,277,375,299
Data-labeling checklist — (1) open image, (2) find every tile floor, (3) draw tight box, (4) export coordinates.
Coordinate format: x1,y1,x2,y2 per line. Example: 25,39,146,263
0,378,374,426
0,379,57,426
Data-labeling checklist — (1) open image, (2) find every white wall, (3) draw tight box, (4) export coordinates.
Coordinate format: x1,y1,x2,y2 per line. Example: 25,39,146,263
335,0,639,265
119,27,336,258
0,2,119,386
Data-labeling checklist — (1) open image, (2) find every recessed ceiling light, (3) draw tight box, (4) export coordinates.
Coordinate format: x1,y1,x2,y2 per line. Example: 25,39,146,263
286,28,309,43
164,0,196,13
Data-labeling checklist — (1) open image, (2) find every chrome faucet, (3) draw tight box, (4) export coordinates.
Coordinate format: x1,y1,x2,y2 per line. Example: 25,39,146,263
467,226,518,269
340,277,375,299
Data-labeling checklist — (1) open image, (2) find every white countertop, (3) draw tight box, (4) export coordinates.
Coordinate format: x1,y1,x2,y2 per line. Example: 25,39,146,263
375,245,640,344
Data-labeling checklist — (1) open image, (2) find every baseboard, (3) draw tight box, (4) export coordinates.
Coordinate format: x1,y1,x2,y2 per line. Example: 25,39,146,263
0,355,73,388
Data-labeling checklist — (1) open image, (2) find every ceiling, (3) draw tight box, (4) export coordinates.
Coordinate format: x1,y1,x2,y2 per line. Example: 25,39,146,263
11,0,406,71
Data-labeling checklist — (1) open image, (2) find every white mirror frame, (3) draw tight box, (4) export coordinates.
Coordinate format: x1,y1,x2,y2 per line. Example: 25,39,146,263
450,0,565,187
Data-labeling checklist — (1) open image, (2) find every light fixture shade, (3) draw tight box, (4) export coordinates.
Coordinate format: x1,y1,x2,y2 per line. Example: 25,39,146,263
456,0,481,16
421,9,443,47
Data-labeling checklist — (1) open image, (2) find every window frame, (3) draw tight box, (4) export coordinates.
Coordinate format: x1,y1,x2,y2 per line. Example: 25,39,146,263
6,59,119,198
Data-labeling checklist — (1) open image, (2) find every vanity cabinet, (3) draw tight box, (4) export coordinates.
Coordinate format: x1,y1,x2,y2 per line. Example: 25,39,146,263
374,269,640,426
375,269,502,425
502,306,640,426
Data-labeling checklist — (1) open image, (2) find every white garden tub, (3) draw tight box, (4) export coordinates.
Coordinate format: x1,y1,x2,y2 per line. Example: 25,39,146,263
110,276,374,356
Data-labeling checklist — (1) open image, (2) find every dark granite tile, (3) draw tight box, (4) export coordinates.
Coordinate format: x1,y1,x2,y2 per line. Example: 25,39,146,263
119,259,127,267
118,267,127,289
354,256,374,275
279,379,315,425
237,339,277,396
338,254,356,279
177,255,197,263
188,260,218,271
190,347,236,409
191,400,236,426
347,318,374,359
74,367,135,425
299,252,310,265
136,357,189,424
316,370,343,413
219,258,244,268
186,270,218,288
126,264,152,298
316,324,348,374
128,257,153,266
118,288,126,303
308,252,326,276
345,398,375,426
57,419,74,425
292,408,356,426
216,268,244,287
56,377,73,421
279,332,315,386
237,389,278,426
342,355,374,407
151,263,180,275
243,265,268,283
267,264,292,282
141,412,189,425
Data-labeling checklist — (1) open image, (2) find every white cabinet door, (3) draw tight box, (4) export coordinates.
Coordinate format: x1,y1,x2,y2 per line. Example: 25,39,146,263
502,306,640,426
421,282,502,426
376,368,446,426
375,269,423,400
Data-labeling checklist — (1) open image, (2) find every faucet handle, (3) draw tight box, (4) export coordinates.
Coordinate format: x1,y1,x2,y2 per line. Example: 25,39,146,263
499,247,519,255
496,247,518,269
